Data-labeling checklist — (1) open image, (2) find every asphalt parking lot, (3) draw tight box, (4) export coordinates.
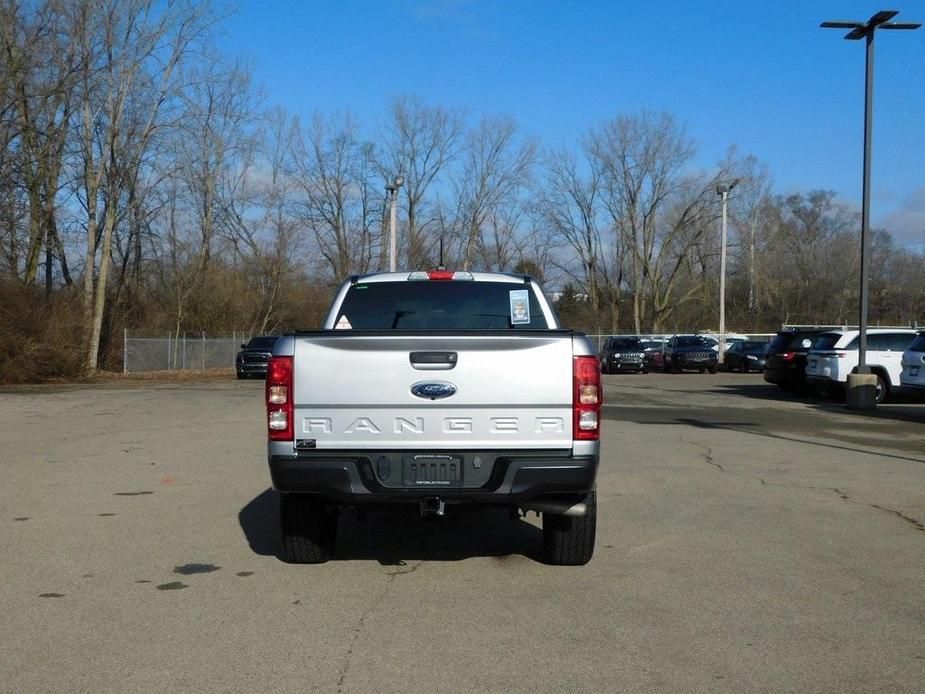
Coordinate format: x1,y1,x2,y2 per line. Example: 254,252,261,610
1,373,923,693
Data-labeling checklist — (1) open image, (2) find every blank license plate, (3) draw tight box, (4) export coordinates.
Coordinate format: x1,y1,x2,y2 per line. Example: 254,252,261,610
402,455,463,487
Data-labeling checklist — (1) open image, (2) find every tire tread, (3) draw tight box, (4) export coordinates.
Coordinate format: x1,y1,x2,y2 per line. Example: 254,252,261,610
542,490,596,565
280,495,337,564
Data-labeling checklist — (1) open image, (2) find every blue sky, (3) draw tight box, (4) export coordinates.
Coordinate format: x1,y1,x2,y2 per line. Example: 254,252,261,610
219,1,925,247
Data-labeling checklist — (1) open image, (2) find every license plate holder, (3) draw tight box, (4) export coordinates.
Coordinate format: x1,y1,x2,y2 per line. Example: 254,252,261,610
810,359,817,368
402,454,463,487
911,366,919,377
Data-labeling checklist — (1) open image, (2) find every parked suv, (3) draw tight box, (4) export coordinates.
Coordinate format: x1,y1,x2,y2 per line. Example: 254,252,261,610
236,336,279,379
600,337,648,374
900,331,925,398
763,329,827,391
663,335,718,373
805,329,917,403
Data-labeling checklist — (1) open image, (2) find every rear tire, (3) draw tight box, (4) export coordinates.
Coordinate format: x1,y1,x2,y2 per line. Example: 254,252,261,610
874,373,889,404
280,494,338,564
542,490,596,566
740,361,748,373
708,365,718,374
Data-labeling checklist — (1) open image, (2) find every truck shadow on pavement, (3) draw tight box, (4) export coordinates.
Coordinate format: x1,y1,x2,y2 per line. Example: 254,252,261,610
239,488,544,564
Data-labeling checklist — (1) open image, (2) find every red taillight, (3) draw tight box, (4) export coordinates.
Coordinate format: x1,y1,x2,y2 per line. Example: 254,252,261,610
573,356,602,441
427,270,455,280
266,356,293,441
781,351,796,361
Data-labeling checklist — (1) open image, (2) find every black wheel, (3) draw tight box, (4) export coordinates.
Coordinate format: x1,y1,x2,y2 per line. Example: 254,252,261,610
874,373,889,404
662,361,669,373
740,361,748,373
698,367,705,374
542,490,596,566
708,365,717,374
641,366,649,374
280,494,338,564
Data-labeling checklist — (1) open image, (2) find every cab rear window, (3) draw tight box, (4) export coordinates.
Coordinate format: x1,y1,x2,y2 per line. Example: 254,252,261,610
335,281,549,330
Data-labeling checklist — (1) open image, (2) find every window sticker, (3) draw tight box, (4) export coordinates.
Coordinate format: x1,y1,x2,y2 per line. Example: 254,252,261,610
509,290,530,325
335,315,352,330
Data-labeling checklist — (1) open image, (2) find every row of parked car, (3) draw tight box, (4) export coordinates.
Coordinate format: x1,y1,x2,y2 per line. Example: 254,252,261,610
599,334,765,375
599,328,925,404
765,327,924,403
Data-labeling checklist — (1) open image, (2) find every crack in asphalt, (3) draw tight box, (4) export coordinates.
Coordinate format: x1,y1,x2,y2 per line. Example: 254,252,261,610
336,561,423,692
756,478,924,534
869,504,925,532
683,439,724,472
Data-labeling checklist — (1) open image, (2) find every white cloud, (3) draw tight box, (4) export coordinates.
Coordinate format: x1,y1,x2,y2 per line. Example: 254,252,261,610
879,186,925,248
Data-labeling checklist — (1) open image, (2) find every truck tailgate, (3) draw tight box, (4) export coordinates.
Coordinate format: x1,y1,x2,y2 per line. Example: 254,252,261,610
292,332,574,450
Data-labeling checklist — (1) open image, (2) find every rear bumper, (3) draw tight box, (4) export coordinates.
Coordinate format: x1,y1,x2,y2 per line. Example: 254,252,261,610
764,362,803,383
269,451,598,504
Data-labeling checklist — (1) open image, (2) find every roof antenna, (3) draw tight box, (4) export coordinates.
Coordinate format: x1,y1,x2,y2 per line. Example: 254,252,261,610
437,237,446,270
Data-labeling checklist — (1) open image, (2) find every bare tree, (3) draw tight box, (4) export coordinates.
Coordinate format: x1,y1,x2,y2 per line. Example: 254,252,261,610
223,108,298,333
449,115,536,270
730,155,773,315
72,0,212,369
1,0,77,288
375,95,464,269
590,111,720,332
536,147,606,310
293,111,378,281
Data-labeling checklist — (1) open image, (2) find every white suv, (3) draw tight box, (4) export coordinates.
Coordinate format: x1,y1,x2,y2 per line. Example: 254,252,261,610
805,329,918,403
900,332,925,398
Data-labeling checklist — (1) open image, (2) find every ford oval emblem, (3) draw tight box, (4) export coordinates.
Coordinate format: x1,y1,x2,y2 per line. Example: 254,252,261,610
410,381,458,400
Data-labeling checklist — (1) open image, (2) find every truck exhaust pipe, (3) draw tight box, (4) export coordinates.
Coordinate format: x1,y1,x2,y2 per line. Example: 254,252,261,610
520,500,587,517
420,497,445,517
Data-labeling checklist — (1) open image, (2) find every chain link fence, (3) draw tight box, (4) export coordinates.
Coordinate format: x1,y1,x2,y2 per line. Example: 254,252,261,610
123,331,254,373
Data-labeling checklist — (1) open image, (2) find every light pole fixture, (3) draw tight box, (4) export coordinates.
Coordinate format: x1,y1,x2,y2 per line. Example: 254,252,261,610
716,178,740,364
385,175,404,273
821,10,920,385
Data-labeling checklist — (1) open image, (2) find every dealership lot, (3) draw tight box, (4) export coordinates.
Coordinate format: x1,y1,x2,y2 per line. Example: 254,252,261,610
1,374,923,693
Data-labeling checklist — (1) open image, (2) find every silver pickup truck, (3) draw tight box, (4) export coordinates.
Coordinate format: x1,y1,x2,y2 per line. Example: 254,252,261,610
265,270,601,565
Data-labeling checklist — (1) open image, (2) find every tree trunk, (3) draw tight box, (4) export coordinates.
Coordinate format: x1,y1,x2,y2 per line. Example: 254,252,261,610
87,200,117,369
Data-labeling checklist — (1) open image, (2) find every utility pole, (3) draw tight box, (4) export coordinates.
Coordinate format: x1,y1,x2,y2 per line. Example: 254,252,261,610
385,175,404,272
716,179,739,365
821,9,920,408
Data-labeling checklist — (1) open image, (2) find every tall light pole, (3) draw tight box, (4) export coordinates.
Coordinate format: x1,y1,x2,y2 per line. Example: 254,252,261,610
385,175,404,272
821,10,919,408
716,178,739,365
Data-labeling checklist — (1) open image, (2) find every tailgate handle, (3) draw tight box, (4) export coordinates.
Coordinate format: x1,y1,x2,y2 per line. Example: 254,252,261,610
409,351,457,370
